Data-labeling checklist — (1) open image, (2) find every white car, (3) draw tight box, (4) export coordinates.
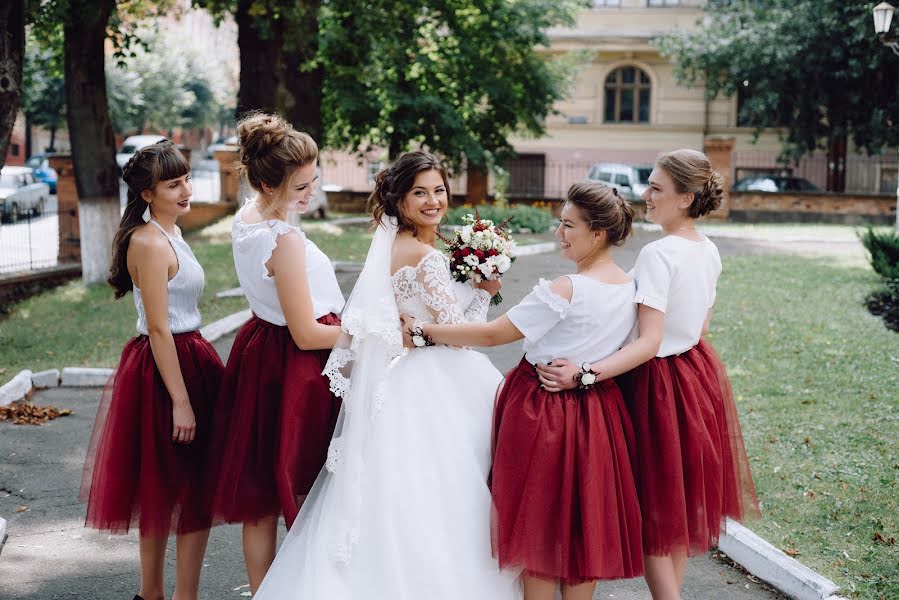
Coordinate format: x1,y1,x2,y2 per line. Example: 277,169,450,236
586,162,650,201
116,135,168,171
0,166,50,223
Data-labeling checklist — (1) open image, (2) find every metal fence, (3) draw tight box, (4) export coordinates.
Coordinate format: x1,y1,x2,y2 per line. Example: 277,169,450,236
0,203,80,276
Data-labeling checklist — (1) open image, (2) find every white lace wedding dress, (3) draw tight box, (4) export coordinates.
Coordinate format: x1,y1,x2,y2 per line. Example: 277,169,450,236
253,236,521,600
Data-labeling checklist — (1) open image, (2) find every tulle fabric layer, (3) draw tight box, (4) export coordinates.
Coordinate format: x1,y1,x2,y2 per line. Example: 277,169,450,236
619,339,759,557
491,357,644,584
81,331,224,536
207,313,341,528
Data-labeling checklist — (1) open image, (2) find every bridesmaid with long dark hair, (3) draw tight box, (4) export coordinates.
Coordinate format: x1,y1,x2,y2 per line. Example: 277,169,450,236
81,140,224,600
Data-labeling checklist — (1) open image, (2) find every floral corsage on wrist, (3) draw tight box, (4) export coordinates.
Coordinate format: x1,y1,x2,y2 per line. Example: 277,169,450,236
575,361,598,389
411,325,435,348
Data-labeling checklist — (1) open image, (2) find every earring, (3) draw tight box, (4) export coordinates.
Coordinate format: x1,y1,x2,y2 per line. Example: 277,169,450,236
142,204,151,223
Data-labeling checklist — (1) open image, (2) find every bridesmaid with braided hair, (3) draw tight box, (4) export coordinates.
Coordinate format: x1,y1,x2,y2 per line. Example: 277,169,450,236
81,139,224,600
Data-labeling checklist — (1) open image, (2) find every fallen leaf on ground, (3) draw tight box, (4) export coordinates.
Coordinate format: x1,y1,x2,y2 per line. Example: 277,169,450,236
15,506,29,513
872,531,896,546
783,547,801,557
0,403,74,425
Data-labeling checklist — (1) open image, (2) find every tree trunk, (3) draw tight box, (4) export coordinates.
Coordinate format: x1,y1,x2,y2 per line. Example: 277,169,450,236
235,0,286,118
283,1,323,141
25,113,32,158
49,126,57,152
826,135,847,193
0,0,25,169
64,0,119,285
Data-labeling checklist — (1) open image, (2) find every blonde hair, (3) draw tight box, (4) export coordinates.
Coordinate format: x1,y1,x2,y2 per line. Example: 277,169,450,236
656,149,724,218
565,181,634,246
236,111,318,217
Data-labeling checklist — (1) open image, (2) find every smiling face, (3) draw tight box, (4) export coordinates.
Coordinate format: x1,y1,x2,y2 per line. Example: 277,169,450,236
400,169,448,231
279,162,319,214
555,202,603,263
642,165,693,227
142,171,192,219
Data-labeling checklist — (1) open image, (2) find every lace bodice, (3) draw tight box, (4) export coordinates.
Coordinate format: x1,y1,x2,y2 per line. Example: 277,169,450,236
391,250,490,325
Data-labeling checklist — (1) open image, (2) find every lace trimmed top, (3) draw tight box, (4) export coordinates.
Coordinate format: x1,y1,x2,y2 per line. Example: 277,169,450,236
506,274,637,366
133,220,204,335
392,250,491,325
232,204,345,325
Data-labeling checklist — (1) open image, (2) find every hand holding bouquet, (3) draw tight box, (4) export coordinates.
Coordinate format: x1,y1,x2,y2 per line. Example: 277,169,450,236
443,213,516,305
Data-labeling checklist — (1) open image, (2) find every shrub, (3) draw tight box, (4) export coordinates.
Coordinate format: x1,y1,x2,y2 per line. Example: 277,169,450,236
446,202,555,233
859,227,899,331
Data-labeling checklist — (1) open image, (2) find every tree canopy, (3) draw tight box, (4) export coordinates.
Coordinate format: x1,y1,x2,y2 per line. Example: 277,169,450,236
657,0,899,165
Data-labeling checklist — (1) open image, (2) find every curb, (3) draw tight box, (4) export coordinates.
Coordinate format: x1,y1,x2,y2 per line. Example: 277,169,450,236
513,241,557,257
0,516,7,555
0,309,253,403
720,518,844,600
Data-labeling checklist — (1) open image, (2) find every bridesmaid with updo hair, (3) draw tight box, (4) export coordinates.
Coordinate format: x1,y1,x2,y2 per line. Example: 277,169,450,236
205,112,345,592
82,139,224,600
537,149,759,600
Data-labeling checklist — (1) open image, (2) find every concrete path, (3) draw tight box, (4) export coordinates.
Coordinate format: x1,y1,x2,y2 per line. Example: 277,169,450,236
0,229,784,599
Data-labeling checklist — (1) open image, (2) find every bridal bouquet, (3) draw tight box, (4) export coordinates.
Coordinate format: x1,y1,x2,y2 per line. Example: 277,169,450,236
444,213,516,305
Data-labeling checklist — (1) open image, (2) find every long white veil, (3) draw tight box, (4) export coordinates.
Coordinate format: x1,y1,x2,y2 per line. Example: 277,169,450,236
315,215,404,564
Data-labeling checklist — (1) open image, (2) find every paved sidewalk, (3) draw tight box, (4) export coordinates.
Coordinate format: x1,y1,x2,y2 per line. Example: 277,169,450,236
0,230,784,599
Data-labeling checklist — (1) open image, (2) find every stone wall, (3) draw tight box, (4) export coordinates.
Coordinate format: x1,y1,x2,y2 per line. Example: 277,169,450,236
727,191,896,225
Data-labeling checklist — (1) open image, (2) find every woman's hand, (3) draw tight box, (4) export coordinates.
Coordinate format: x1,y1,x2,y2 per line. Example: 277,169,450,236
399,313,416,348
172,401,197,444
476,277,502,299
535,358,579,393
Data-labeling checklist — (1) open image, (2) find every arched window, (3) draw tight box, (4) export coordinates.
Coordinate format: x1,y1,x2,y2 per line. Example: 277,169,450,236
604,66,651,123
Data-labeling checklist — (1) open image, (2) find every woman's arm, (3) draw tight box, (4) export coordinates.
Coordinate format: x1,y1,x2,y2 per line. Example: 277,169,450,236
421,314,524,348
131,234,195,443
271,231,342,351
536,304,665,392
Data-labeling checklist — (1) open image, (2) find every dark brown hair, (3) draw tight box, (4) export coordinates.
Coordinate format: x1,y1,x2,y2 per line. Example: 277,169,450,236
656,149,725,218
108,139,189,299
237,111,319,217
368,151,450,234
565,181,634,247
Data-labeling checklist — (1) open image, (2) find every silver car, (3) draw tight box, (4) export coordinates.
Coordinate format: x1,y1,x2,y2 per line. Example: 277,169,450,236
0,166,50,223
586,162,650,201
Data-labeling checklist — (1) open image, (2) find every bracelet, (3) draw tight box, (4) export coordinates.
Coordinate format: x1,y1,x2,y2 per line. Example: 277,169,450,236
411,325,435,348
576,361,598,389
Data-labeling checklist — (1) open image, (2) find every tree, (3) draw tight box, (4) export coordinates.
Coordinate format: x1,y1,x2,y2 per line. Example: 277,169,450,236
0,0,25,169
23,29,66,153
196,0,583,191
320,0,581,174
657,0,899,194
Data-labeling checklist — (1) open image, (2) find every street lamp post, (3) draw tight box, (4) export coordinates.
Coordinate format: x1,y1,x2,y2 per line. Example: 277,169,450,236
874,2,899,230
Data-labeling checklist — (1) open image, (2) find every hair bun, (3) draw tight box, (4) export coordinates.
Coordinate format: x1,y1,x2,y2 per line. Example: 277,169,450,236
700,170,724,215
237,112,292,165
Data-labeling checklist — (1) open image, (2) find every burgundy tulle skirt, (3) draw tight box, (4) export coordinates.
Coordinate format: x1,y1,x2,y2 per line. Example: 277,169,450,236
490,357,644,584
619,339,759,557
81,331,224,536
206,313,341,528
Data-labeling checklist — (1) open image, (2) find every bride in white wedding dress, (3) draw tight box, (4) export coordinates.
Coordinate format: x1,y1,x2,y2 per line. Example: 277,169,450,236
252,151,521,600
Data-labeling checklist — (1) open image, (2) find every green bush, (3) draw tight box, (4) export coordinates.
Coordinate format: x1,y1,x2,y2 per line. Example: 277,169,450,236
859,227,899,280
446,202,555,233
859,227,899,331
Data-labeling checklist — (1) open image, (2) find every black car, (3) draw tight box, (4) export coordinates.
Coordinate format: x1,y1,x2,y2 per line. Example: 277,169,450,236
732,176,820,193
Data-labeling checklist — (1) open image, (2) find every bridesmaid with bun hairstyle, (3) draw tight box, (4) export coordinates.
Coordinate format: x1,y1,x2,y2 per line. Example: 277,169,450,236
205,112,345,593
82,140,224,600
537,149,759,600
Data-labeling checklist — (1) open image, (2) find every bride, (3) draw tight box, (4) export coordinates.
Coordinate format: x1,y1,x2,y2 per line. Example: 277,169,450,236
253,151,521,599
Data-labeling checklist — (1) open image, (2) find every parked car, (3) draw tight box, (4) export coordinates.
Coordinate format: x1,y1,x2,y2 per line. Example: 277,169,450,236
586,162,650,200
24,154,58,194
206,135,238,159
116,135,168,171
0,166,51,223
732,175,820,193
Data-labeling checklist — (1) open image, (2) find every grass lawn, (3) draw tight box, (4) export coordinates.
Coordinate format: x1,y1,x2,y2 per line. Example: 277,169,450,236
0,216,374,377
693,221,894,242
712,254,899,599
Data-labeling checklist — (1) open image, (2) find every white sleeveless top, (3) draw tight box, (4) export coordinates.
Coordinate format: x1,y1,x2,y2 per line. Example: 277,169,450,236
232,203,345,325
506,274,637,366
631,235,721,357
133,220,204,335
